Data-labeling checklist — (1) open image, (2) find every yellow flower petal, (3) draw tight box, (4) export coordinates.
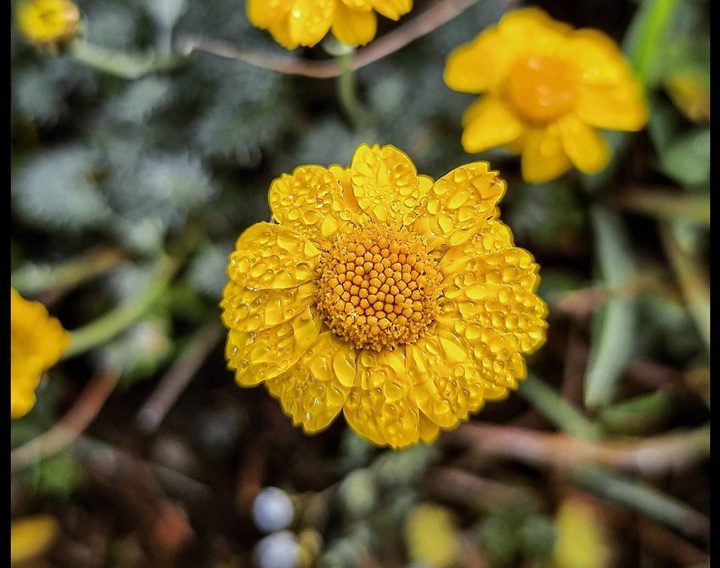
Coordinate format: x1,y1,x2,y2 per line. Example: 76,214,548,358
438,219,514,275
288,0,336,47
370,0,412,21
225,306,323,386
344,348,422,448
220,281,317,331
227,222,321,290
269,165,363,246
10,514,60,565
496,7,572,55
246,0,291,29
575,82,649,131
460,96,525,154
350,144,423,226
11,288,71,419
266,331,354,432
332,2,377,47
558,114,611,174
407,329,486,429
562,29,638,86
412,162,505,254
444,27,514,93
520,125,572,183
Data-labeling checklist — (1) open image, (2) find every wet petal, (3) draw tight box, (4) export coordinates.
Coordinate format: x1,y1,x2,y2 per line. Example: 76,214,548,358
288,0,335,47
460,96,525,154
370,0,412,20
438,220,514,275
439,244,548,355
225,306,323,386
520,125,572,183
226,222,321,290
269,165,363,247
558,114,611,174
342,348,423,448
246,0,291,29
332,2,376,46
265,332,354,432
221,281,317,331
406,328,486,429
350,144,424,226
412,163,506,255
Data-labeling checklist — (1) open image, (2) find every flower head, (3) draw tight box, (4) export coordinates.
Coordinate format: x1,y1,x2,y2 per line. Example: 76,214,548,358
220,144,548,449
246,0,413,49
15,0,81,50
11,288,72,419
444,7,648,183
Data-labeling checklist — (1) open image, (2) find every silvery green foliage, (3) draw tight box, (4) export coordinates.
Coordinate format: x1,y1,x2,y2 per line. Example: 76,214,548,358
145,0,188,29
112,152,218,226
195,78,294,167
371,444,439,490
82,4,138,50
12,146,112,231
186,242,234,299
106,76,175,124
12,66,68,126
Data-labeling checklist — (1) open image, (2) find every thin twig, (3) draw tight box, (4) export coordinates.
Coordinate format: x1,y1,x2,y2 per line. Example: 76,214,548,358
444,422,710,477
136,322,224,434
11,369,120,473
177,0,480,78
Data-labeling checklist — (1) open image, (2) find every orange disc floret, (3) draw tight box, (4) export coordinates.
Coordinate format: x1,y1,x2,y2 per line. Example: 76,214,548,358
315,223,441,351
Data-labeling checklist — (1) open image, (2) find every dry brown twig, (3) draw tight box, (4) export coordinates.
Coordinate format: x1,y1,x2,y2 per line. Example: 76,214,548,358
178,0,481,78
10,369,120,473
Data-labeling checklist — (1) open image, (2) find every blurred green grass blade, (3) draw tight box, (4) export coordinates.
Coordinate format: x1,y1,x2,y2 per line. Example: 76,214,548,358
615,189,710,226
659,222,710,349
572,464,710,541
584,204,638,411
519,375,604,441
622,0,681,88
599,391,674,435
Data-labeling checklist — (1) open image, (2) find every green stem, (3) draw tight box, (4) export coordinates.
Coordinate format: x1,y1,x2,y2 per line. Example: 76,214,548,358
11,247,126,296
571,465,710,541
62,254,181,360
519,375,604,441
69,38,182,79
336,51,370,132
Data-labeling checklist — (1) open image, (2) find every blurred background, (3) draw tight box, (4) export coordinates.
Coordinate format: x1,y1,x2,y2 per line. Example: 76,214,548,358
10,0,710,567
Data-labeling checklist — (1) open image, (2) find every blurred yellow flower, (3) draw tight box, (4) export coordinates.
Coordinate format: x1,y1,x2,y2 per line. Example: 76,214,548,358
444,7,648,183
11,514,60,567
404,502,460,568
551,496,611,568
220,144,547,449
15,0,80,49
11,288,72,419
246,0,413,49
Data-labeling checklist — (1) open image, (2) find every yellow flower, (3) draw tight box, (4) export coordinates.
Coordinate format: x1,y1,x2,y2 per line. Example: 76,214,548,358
220,144,547,449
246,0,413,49
15,0,80,49
444,7,648,184
11,288,72,419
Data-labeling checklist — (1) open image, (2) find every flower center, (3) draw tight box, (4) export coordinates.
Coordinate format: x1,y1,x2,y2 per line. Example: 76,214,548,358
316,224,442,352
505,55,575,124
